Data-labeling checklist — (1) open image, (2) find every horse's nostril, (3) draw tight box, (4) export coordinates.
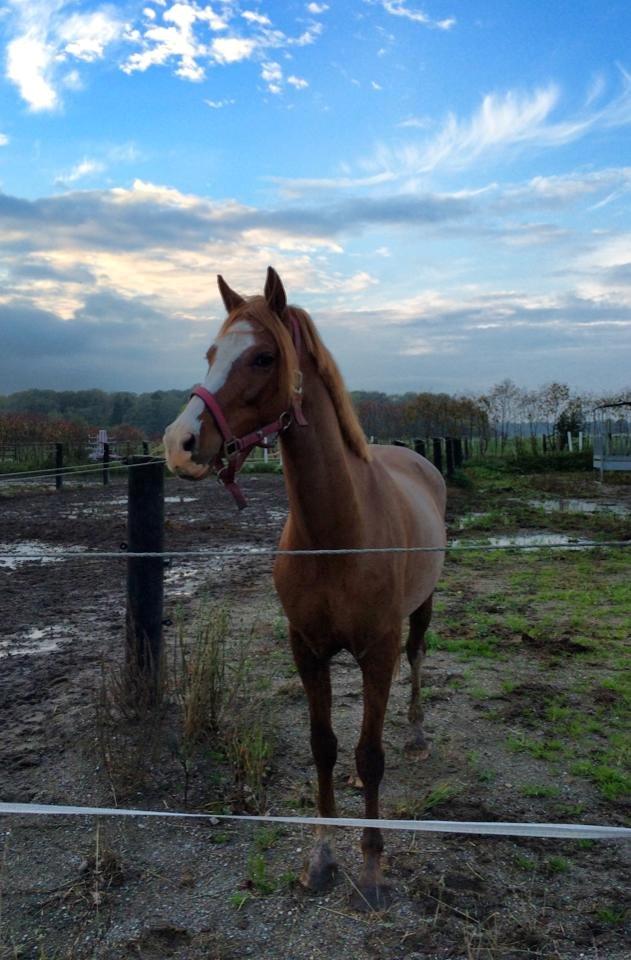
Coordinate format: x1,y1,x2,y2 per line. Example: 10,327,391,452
182,434,196,453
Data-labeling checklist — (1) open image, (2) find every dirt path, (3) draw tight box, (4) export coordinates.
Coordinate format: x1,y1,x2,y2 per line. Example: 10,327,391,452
0,471,629,959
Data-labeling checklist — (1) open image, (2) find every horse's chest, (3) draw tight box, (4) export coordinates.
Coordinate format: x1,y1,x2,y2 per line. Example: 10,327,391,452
273,560,399,641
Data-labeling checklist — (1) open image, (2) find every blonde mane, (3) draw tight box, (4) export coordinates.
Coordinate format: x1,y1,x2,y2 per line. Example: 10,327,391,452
221,297,370,462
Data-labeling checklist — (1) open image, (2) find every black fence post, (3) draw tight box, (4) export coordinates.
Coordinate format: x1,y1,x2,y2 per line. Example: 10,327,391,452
142,441,149,456
126,457,164,704
432,437,443,475
103,442,110,485
445,437,455,478
55,443,63,490
454,437,463,469
414,438,426,457
464,437,470,460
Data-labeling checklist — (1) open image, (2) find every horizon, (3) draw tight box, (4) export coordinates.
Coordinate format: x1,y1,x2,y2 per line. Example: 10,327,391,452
1,2,631,396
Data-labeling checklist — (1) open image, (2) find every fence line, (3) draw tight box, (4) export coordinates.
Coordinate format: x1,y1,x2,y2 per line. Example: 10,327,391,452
1,802,628,842
0,458,167,484
0,540,629,564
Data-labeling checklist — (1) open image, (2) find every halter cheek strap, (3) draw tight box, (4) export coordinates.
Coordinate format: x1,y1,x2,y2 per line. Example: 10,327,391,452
190,313,307,509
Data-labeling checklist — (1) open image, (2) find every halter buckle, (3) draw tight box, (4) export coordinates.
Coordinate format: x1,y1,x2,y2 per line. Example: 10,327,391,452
224,438,241,459
293,370,303,395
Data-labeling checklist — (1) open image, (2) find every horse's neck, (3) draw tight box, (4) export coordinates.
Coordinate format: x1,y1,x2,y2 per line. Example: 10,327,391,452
280,362,363,547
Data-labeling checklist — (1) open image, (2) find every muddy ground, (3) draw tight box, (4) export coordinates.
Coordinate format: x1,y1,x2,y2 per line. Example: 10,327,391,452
0,467,629,960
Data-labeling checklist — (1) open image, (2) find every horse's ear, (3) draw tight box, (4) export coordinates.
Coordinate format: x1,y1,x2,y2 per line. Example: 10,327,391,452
217,275,244,313
264,266,287,317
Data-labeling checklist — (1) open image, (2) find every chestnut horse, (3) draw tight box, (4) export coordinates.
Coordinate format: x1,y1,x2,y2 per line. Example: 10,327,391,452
164,268,446,909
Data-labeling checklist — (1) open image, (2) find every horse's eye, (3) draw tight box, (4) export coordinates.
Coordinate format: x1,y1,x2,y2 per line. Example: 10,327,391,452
252,353,275,368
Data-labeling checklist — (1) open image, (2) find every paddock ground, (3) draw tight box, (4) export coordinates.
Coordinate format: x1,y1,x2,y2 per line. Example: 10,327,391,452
0,467,629,960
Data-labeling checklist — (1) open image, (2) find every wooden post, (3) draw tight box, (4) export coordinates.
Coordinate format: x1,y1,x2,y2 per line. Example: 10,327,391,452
464,437,470,460
55,443,63,490
126,457,164,703
414,438,426,457
432,437,443,475
454,437,463,469
142,441,149,456
103,442,110,485
445,437,455,478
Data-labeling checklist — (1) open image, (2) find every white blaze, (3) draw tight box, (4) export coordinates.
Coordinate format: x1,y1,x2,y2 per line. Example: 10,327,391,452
164,322,255,474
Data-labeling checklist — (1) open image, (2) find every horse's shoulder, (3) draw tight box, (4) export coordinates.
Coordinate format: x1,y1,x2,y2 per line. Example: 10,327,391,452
368,444,446,513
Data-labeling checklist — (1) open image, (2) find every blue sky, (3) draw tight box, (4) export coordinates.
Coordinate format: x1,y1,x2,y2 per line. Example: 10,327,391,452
1,1,630,396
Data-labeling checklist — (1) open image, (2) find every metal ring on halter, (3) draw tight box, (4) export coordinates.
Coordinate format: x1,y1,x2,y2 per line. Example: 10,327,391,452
278,411,292,432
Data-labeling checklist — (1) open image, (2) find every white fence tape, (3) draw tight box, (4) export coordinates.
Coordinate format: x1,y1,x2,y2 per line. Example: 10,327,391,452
0,802,628,841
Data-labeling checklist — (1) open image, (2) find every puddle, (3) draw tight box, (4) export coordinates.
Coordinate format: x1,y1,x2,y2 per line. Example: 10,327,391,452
164,544,270,596
0,541,87,570
0,624,68,658
528,498,628,517
451,533,594,549
165,496,198,504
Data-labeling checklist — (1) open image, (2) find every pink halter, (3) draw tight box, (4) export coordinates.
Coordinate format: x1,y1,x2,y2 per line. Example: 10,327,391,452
190,313,307,509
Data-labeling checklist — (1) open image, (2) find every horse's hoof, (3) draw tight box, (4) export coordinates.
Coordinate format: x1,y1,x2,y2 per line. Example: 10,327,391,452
404,736,432,760
300,844,338,892
350,882,393,912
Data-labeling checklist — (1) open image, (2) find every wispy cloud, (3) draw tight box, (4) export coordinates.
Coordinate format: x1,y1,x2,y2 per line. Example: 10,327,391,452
0,133,9,146
371,1,455,31
54,157,105,186
275,70,631,193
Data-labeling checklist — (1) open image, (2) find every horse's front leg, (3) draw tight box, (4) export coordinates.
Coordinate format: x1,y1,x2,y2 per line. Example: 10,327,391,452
353,637,398,911
290,628,338,891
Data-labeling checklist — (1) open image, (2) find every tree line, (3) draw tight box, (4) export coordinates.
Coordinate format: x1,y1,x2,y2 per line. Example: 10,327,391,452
1,382,629,448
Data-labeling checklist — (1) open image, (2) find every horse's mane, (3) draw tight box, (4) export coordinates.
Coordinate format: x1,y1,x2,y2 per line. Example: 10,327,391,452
221,297,370,462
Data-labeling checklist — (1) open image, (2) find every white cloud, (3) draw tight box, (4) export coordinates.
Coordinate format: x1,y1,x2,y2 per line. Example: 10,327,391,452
287,74,308,90
307,2,329,12
242,11,271,26
0,133,9,146
55,158,106,185
204,97,236,108
261,61,283,94
6,33,59,111
4,1,125,111
210,36,256,64
376,1,455,30
57,11,123,62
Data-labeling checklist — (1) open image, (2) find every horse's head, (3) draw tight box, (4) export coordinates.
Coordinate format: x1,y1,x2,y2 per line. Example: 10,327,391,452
164,267,299,480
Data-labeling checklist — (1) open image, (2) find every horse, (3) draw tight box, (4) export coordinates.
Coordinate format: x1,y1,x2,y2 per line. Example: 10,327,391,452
163,267,446,909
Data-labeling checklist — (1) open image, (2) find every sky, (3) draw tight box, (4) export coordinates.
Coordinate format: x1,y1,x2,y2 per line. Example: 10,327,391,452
1,0,631,397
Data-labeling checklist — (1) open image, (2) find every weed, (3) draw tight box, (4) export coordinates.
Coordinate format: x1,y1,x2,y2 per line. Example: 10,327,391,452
246,854,276,895
507,734,564,762
174,605,231,740
254,827,283,851
229,891,251,910
545,856,570,875
520,784,561,798
226,713,274,813
596,905,626,924
95,657,167,801
514,854,537,872
394,781,461,818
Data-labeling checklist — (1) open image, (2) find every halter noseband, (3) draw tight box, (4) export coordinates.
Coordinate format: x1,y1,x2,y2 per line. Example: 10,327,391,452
190,312,307,509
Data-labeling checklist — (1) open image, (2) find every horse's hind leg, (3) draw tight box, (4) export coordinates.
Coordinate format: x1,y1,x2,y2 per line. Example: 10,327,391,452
406,593,433,758
290,629,338,892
